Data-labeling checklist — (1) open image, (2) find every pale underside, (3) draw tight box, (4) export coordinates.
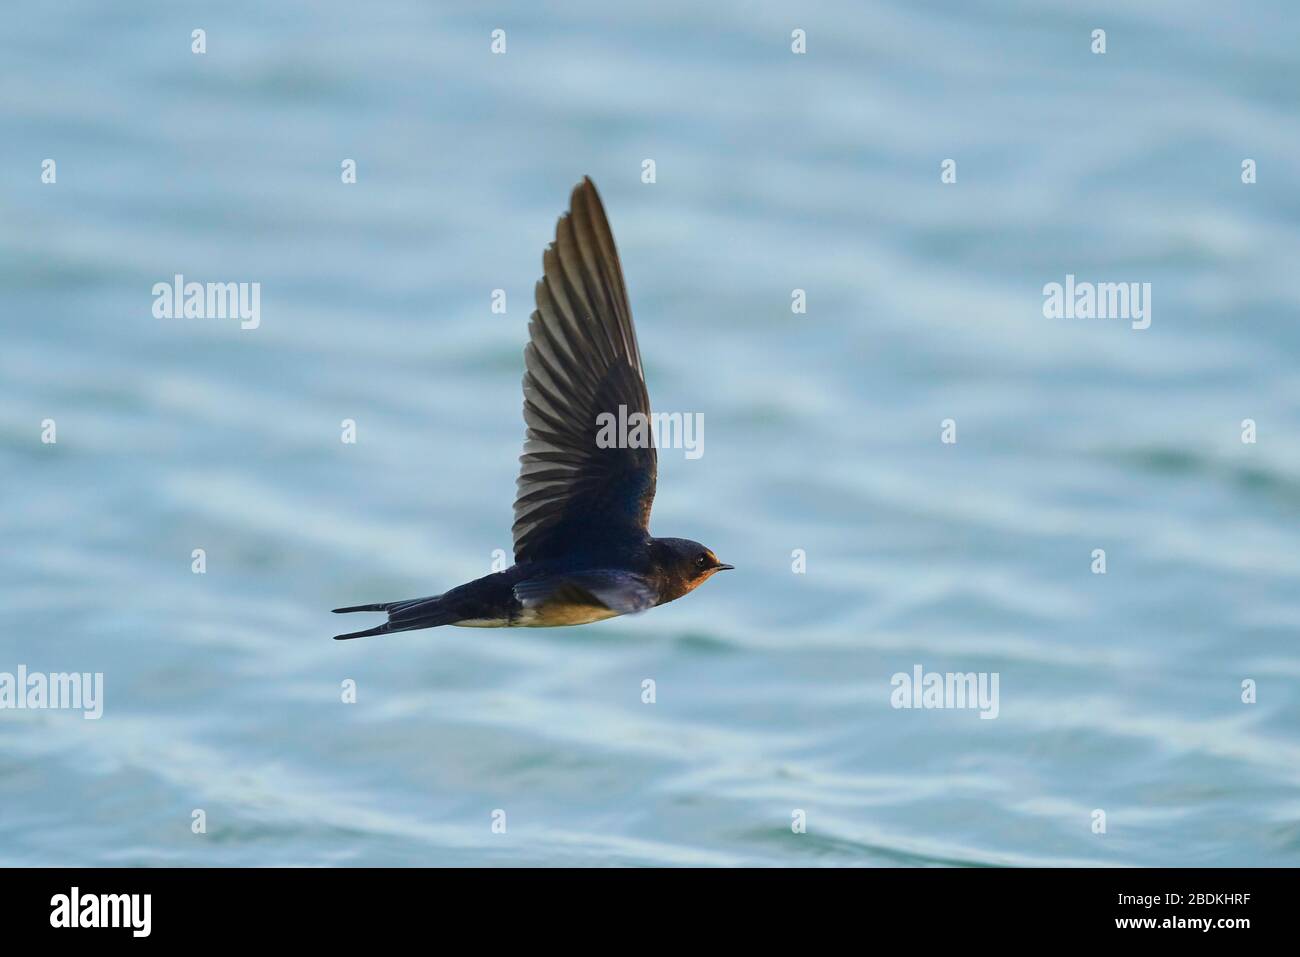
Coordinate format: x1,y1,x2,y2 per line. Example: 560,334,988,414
453,604,624,628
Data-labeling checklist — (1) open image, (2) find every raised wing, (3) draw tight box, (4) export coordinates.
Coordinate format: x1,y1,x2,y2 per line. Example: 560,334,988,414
512,178,657,563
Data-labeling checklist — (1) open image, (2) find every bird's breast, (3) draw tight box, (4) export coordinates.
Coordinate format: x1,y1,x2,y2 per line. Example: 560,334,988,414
450,602,623,628
515,600,623,627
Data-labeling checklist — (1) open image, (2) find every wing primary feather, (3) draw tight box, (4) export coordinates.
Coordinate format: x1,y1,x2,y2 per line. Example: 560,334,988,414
512,178,658,563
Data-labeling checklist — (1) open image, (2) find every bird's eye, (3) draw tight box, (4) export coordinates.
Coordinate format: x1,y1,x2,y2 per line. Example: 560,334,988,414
695,553,708,568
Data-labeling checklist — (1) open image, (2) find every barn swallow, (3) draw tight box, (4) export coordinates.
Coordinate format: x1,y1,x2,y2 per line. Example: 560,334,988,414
332,177,731,639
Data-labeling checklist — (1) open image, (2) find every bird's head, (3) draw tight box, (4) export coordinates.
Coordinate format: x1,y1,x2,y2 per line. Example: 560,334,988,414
653,537,734,600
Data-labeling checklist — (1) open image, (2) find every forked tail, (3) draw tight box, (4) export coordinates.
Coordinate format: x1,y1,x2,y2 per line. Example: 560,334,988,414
330,593,455,640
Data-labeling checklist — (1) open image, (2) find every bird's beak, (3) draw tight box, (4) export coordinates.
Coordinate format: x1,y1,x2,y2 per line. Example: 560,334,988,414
714,562,735,571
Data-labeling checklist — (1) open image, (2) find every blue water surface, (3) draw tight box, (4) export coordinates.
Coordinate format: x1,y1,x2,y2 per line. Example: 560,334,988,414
2,1,1298,866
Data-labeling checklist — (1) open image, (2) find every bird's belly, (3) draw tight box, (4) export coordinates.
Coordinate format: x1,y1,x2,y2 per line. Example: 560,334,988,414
520,602,622,626
452,602,623,628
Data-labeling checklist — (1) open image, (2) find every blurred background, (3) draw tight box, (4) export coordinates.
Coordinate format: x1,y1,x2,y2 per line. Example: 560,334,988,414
2,1,1298,866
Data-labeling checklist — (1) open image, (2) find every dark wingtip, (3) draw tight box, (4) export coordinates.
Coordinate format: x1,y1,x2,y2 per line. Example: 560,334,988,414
575,176,600,204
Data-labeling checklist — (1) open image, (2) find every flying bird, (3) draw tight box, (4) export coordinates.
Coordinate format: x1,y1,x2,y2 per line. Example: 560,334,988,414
332,177,731,639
